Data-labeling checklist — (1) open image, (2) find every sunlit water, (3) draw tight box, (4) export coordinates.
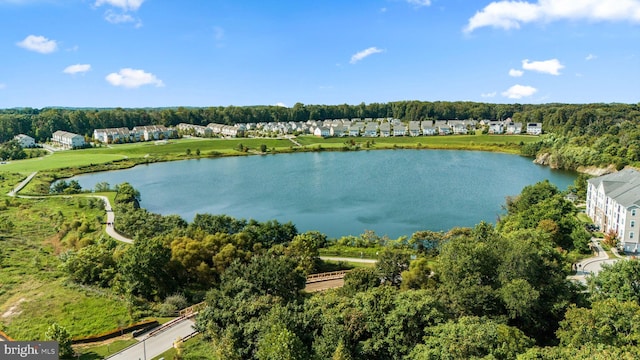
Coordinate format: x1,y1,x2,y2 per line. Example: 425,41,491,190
69,150,577,238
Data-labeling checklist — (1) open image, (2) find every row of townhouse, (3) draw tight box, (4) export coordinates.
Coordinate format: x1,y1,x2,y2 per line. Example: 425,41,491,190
52,130,85,149
484,119,543,135
93,125,177,143
313,119,542,138
177,117,543,139
586,168,640,253
206,123,246,137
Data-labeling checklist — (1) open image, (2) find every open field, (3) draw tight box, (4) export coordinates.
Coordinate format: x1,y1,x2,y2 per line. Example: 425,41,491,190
0,135,536,176
0,196,133,341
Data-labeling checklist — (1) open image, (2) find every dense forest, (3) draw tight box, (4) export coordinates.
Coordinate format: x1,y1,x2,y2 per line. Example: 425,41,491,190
2,101,640,170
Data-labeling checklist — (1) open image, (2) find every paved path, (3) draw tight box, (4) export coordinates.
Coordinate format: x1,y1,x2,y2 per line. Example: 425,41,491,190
106,318,196,360
568,239,621,285
7,171,38,197
6,172,134,244
93,195,134,244
285,135,302,147
320,256,377,264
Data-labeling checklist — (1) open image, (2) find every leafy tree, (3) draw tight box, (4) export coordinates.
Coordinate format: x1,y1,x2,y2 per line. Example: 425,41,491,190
400,257,434,290
256,322,308,360
340,267,380,295
94,181,111,192
60,237,119,287
45,323,73,358
408,316,534,360
190,214,247,235
117,236,175,300
375,248,410,287
0,139,27,161
286,231,326,274
588,259,640,304
114,182,141,207
557,299,640,348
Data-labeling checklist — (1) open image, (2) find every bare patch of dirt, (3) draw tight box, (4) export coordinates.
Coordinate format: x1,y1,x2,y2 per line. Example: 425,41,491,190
1,298,26,319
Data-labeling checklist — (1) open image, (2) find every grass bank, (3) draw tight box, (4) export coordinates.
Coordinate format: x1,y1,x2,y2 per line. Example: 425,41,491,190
0,196,133,341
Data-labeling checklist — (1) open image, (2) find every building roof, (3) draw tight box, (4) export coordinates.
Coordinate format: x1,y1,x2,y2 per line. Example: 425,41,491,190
588,168,640,208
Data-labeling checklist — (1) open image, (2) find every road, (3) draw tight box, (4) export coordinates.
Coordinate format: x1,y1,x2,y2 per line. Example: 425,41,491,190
106,318,196,360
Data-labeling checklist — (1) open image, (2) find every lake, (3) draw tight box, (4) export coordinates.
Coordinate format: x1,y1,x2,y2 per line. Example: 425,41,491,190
69,150,577,238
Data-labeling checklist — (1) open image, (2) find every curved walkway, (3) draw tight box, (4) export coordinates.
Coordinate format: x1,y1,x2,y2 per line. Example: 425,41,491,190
568,238,625,285
6,172,134,244
92,195,134,244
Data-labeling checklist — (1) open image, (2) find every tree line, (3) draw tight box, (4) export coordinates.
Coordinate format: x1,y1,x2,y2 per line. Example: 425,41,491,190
2,102,637,143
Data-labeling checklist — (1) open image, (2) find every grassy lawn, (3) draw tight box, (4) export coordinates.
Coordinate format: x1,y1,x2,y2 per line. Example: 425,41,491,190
0,135,535,177
297,134,538,153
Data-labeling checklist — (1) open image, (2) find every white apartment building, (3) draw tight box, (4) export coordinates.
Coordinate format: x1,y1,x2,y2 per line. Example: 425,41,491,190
586,168,640,253
51,130,85,149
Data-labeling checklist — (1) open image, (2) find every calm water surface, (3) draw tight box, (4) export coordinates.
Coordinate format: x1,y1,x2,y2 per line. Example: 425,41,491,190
71,150,577,238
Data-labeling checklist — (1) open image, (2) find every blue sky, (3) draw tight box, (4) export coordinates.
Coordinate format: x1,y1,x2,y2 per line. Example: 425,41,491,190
1,0,639,108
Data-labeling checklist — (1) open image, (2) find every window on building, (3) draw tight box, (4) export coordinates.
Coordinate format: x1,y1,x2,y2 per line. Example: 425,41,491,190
631,232,635,239
633,221,636,228
633,209,637,216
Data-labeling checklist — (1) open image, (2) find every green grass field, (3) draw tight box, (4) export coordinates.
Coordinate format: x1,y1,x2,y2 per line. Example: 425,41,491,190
0,196,133,341
0,134,537,177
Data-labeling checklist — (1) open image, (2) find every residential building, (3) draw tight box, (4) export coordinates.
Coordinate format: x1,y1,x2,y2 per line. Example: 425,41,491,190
364,123,378,137
52,130,85,149
421,121,437,136
330,125,347,137
586,168,640,253
133,125,175,141
393,123,407,136
527,123,543,135
379,123,391,137
14,134,35,148
93,127,132,143
314,126,331,137
408,121,421,136
488,121,504,134
176,123,212,137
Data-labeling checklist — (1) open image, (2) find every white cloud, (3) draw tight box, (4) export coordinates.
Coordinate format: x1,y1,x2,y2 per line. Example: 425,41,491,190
406,0,431,7
105,68,164,88
522,58,564,75
350,47,384,64
481,92,497,98
502,84,538,99
95,0,144,11
275,102,288,107
465,0,640,33
17,35,57,54
104,9,142,27
105,10,133,23
63,64,91,75
586,54,597,60
509,69,524,77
